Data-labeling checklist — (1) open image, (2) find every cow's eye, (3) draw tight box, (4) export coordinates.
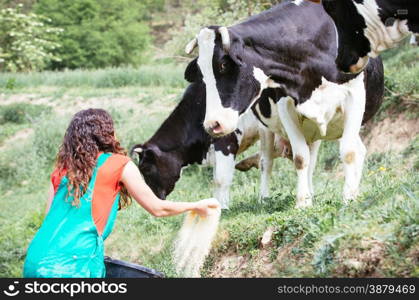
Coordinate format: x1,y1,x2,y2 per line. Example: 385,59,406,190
220,62,227,73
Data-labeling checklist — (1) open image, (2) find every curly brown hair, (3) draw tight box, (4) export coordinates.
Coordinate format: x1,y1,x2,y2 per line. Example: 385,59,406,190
56,108,131,208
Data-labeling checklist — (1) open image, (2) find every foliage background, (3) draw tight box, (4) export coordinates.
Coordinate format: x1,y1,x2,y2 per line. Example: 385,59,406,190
0,0,283,70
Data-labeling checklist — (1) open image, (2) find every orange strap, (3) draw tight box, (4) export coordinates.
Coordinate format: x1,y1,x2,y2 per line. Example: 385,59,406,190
91,154,130,235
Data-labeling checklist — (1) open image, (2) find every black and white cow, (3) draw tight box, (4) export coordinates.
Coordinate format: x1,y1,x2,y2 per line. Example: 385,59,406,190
131,82,291,209
308,0,418,73
184,0,384,208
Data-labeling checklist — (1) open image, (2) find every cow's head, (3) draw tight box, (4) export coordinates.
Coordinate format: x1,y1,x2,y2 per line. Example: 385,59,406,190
185,26,276,137
308,0,371,73
131,144,182,200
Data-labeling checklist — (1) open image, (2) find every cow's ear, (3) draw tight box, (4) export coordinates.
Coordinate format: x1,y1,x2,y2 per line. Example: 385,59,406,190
142,148,156,164
185,57,202,82
228,36,245,67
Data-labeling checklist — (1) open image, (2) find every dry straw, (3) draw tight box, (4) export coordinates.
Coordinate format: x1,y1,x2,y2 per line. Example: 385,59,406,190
173,198,221,277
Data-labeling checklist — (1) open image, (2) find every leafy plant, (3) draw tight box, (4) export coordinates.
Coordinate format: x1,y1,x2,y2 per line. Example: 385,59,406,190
164,0,282,58
0,103,51,125
0,4,62,72
34,0,156,69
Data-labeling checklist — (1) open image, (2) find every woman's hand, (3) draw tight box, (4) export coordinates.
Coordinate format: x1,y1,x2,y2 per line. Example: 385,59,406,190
192,198,220,218
121,161,221,218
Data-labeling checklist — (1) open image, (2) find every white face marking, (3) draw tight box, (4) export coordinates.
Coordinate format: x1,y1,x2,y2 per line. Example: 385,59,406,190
353,0,411,56
197,28,239,135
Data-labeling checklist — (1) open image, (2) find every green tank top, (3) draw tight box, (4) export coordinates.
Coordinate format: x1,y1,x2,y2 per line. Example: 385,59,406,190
23,153,119,278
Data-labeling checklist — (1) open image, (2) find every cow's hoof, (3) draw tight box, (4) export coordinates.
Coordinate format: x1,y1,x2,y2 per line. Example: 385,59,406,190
220,203,230,210
343,190,358,204
259,191,270,200
258,196,268,205
296,196,312,209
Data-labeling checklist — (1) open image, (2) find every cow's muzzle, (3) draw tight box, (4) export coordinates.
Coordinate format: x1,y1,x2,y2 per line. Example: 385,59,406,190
349,56,369,74
204,106,240,137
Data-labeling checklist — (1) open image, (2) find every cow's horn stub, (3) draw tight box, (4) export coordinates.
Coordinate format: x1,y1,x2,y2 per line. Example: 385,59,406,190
219,26,230,51
185,37,198,54
133,147,143,153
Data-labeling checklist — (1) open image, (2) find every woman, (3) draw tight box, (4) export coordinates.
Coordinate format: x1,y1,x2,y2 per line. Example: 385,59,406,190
23,108,218,278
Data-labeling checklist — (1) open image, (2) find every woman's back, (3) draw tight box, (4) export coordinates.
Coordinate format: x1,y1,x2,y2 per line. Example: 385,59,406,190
24,152,129,278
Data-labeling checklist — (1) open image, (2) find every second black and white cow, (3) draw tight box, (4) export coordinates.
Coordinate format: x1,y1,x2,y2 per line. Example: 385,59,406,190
131,82,291,208
184,0,384,207
309,0,418,73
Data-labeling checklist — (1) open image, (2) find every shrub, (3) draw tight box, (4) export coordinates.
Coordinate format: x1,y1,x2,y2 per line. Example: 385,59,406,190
164,0,282,58
34,0,155,69
0,103,51,125
0,4,62,72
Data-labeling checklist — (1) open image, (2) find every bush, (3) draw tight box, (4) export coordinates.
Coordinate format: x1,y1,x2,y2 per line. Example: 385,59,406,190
0,115,66,191
0,4,62,72
165,0,282,57
0,103,51,125
34,0,154,69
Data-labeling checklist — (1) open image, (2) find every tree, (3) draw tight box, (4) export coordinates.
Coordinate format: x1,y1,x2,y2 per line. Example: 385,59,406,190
165,0,283,57
0,4,62,72
34,0,155,69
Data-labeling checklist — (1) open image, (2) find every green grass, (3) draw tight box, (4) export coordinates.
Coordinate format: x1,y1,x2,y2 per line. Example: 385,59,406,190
0,46,418,278
1,109,417,277
0,64,187,92
377,43,419,120
0,103,52,146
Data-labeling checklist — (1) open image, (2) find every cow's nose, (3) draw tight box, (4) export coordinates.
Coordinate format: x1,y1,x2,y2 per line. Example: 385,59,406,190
348,56,369,74
158,191,166,200
204,120,224,136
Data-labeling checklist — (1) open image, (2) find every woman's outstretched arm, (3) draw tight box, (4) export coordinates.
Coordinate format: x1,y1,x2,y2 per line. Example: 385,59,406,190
120,161,218,217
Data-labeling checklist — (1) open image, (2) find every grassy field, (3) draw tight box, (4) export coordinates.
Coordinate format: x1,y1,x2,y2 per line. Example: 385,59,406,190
0,45,418,278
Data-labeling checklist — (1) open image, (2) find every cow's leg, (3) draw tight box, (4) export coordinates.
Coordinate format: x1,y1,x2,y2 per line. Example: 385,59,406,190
340,77,366,203
340,134,366,202
259,127,275,199
308,140,321,197
235,153,260,171
278,97,312,208
354,135,367,193
213,151,235,209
